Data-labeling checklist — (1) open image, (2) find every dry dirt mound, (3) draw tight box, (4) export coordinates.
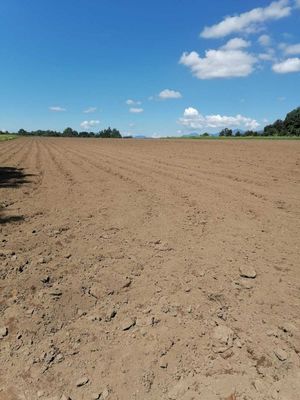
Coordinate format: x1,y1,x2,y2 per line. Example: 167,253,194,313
0,137,299,400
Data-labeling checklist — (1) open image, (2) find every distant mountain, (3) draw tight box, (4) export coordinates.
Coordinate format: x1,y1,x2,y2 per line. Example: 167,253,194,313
133,135,147,139
232,129,245,134
181,132,201,137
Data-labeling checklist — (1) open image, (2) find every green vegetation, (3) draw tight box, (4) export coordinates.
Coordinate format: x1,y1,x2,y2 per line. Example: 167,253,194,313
4,127,122,139
221,107,300,138
0,134,17,141
263,107,300,136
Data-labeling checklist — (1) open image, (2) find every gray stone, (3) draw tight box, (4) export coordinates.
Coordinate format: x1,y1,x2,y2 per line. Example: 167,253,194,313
101,388,109,399
90,394,101,400
274,348,288,361
239,265,257,279
213,325,234,346
76,376,89,387
0,327,8,338
121,318,135,331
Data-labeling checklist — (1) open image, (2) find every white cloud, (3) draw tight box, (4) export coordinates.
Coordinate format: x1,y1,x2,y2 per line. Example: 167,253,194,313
80,120,100,130
272,57,300,73
158,89,182,99
129,107,144,113
282,43,300,55
200,0,292,39
49,106,66,112
126,99,141,105
152,132,162,138
179,107,260,130
258,34,272,46
180,41,257,79
184,107,200,117
222,37,251,50
258,47,276,60
83,107,97,113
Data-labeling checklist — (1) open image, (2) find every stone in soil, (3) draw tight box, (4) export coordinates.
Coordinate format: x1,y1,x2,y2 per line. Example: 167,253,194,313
76,376,89,387
274,348,288,361
239,265,257,279
121,317,136,331
0,327,8,338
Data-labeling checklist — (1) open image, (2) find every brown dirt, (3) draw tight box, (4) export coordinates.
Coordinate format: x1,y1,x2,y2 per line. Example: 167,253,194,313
0,137,299,400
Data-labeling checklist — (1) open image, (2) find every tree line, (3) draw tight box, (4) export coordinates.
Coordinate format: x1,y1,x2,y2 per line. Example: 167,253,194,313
0,127,122,138
219,107,300,137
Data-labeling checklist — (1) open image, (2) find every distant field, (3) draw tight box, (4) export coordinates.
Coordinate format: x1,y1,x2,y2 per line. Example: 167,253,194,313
0,134,17,141
172,135,300,140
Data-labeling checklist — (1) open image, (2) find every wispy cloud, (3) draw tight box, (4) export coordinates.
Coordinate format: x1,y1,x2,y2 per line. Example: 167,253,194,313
179,107,260,130
158,89,182,99
126,99,141,105
200,0,292,39
80,120,100,130
129,107,144,113
49,106,66,112
281,43,300,55
83,107,97,113
180,38,256,79
258,34,272,47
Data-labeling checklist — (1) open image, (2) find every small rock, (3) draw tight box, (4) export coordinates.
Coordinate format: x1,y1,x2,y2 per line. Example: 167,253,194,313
77,309,86,317
136,316,154,327
37,390,44,398
101,388,109,399
213,325,234,346
90,394,101,400
38,257,46,264
159,360,168,368
121,317,136,331
26,308,35,316
105,309,116,322
274,348,288,361
56,353,64,362
76,376,89,387
0,327,8,338
253,379,265,392
239,265,256,278
122,277,132,288
239,279,254,289
220,348,234,359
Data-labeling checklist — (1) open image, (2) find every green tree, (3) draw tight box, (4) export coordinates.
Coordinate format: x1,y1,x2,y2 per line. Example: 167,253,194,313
219,128,232,137
18,128,28,136
62,127,78,137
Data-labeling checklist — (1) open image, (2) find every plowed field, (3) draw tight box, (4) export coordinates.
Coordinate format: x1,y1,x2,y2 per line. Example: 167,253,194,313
1,137,299,400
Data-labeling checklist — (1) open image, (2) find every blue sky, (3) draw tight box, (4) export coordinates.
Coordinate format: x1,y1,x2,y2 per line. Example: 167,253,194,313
0,0,299,136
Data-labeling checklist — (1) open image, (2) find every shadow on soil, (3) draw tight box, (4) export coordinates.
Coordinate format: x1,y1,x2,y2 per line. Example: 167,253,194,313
0,167,33,224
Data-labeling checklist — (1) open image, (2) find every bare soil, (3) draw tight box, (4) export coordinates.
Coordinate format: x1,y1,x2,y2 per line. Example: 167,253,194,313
0,137,299,400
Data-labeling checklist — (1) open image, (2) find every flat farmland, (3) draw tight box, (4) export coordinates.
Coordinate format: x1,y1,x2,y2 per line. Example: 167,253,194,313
0,137,299,400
